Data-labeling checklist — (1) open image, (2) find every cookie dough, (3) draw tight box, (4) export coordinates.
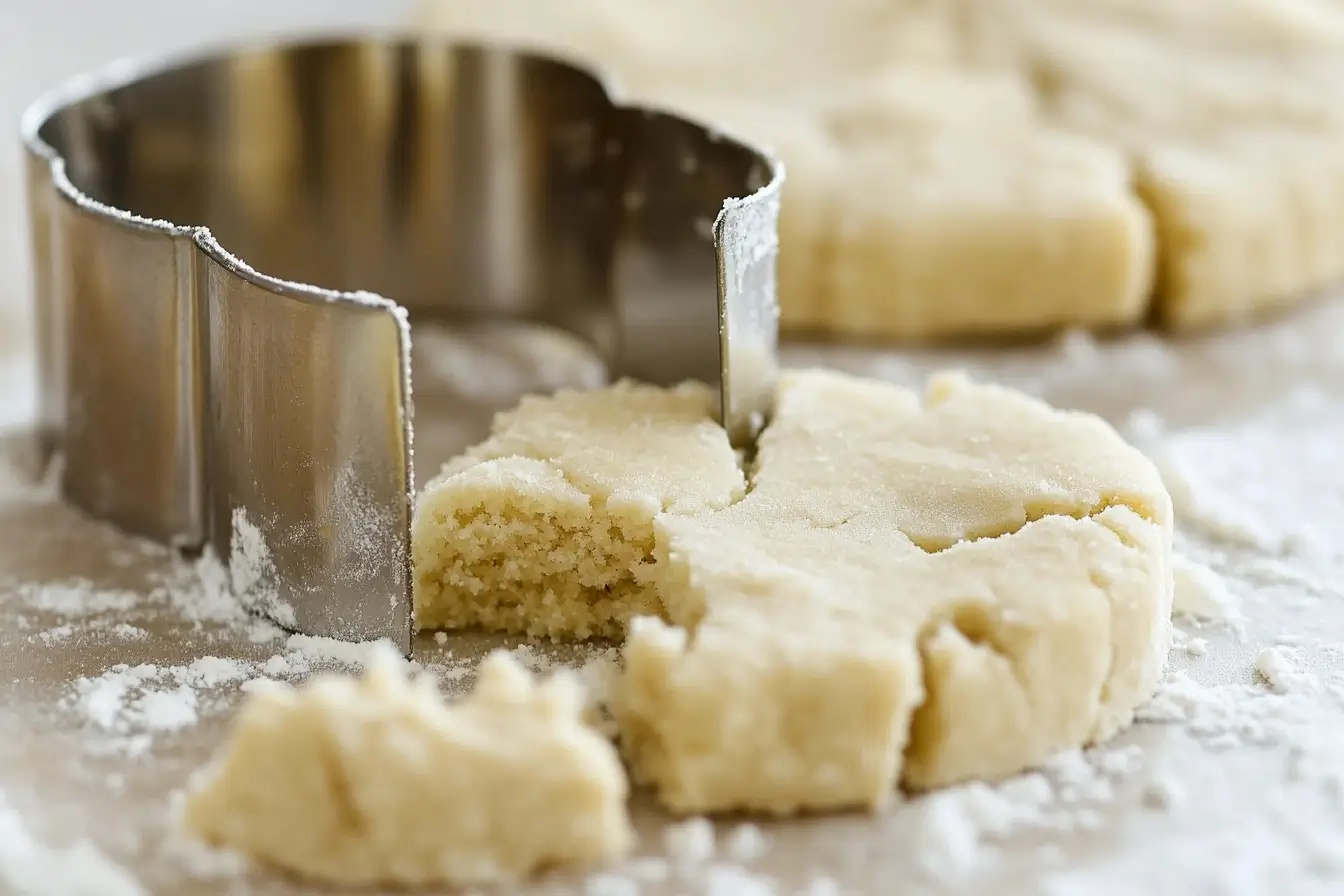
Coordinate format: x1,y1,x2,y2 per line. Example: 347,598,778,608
414,370,1174,815
659,84,1154,341
414,0,1344,338
413,380,743,639
182,647,632,887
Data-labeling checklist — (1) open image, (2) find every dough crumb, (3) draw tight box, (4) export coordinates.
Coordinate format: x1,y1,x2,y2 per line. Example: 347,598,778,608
182,644,632,887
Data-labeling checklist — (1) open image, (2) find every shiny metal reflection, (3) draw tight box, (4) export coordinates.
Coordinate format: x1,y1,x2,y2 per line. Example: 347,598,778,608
21,37,782,653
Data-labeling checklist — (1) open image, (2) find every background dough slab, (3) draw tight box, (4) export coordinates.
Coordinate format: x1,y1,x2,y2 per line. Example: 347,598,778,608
414,0,1344,339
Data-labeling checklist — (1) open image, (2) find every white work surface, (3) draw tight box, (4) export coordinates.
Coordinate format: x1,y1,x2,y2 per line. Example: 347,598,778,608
3,4,1344,895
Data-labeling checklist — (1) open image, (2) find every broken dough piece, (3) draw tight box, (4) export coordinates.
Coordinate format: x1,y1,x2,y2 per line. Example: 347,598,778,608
412,380,744,639
182,648,632,887
414,370,1173,815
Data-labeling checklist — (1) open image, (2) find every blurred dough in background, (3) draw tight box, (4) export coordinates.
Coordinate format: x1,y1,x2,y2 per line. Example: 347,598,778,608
414,0,1344,341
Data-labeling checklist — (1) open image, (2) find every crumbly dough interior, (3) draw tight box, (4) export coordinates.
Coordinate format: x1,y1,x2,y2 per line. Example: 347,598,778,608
183,647,632,887
413,381,744,639
412,370,1174,815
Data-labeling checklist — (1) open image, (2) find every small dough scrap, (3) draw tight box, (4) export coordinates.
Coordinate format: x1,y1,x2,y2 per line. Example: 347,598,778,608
615,369,1173,813
412,380,743,639
182,647,633,887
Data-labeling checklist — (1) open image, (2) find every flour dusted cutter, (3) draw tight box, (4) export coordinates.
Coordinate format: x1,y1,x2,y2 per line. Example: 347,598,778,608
22,36,783,654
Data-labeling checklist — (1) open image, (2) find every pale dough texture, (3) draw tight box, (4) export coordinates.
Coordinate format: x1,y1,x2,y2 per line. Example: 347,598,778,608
415,0,1344,339
413,380,744,639
182,648,632,887
414,370,1174,815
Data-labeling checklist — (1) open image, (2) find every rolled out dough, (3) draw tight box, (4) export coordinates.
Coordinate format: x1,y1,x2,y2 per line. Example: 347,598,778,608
414,369,1173,815
414,0,1344,339
182,647,632,887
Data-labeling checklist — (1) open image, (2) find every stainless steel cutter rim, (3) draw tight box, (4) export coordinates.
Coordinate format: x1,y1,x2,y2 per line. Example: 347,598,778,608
19,31,784,437
22,32,783,655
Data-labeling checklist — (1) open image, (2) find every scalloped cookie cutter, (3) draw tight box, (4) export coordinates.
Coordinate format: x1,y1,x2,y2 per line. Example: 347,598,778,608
22,35,783,655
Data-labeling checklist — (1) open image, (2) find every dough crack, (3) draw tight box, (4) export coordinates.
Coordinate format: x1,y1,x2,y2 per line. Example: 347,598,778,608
914,493,1157,554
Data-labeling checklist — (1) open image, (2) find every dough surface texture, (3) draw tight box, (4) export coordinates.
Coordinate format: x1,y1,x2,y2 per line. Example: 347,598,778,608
413,380,744,639
182,648,632,887
414,370,1174,815
414,0,1344,339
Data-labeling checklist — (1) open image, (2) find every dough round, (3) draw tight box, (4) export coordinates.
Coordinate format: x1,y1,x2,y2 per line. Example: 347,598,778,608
414,0,1344,339
413,369,1174,815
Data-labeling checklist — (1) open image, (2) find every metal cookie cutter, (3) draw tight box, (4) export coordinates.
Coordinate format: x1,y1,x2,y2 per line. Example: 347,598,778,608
22,36,782,655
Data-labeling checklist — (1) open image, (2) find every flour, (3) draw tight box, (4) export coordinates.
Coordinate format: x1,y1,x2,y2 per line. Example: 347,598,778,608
664,817,716,866
35,621,147,645
17,580,142,617
227,507,296,629
1255,646,1320,694
908,743,1150,885
1152,392,1344,556
261,633,403,678
68,656,257,754
1138,670,1324,750
0,794,146,896
725,824,770,863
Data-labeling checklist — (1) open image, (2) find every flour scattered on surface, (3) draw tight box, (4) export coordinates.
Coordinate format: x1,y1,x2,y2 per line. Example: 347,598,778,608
35,621,147,645
701,864,775,895
1255,646,1319,694
909,745,1147,885
227,507,296,629
725,824,770,863
1138,670,1325,751
507,643,552,672
664,817,715,866
66,657,256,754
1184,637,1209,657
0,794,146,896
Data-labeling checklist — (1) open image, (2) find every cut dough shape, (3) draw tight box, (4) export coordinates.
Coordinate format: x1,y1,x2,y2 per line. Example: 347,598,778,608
413,380,743,639
182,647,632,887
414,0,1344,339
413,370,1174,815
